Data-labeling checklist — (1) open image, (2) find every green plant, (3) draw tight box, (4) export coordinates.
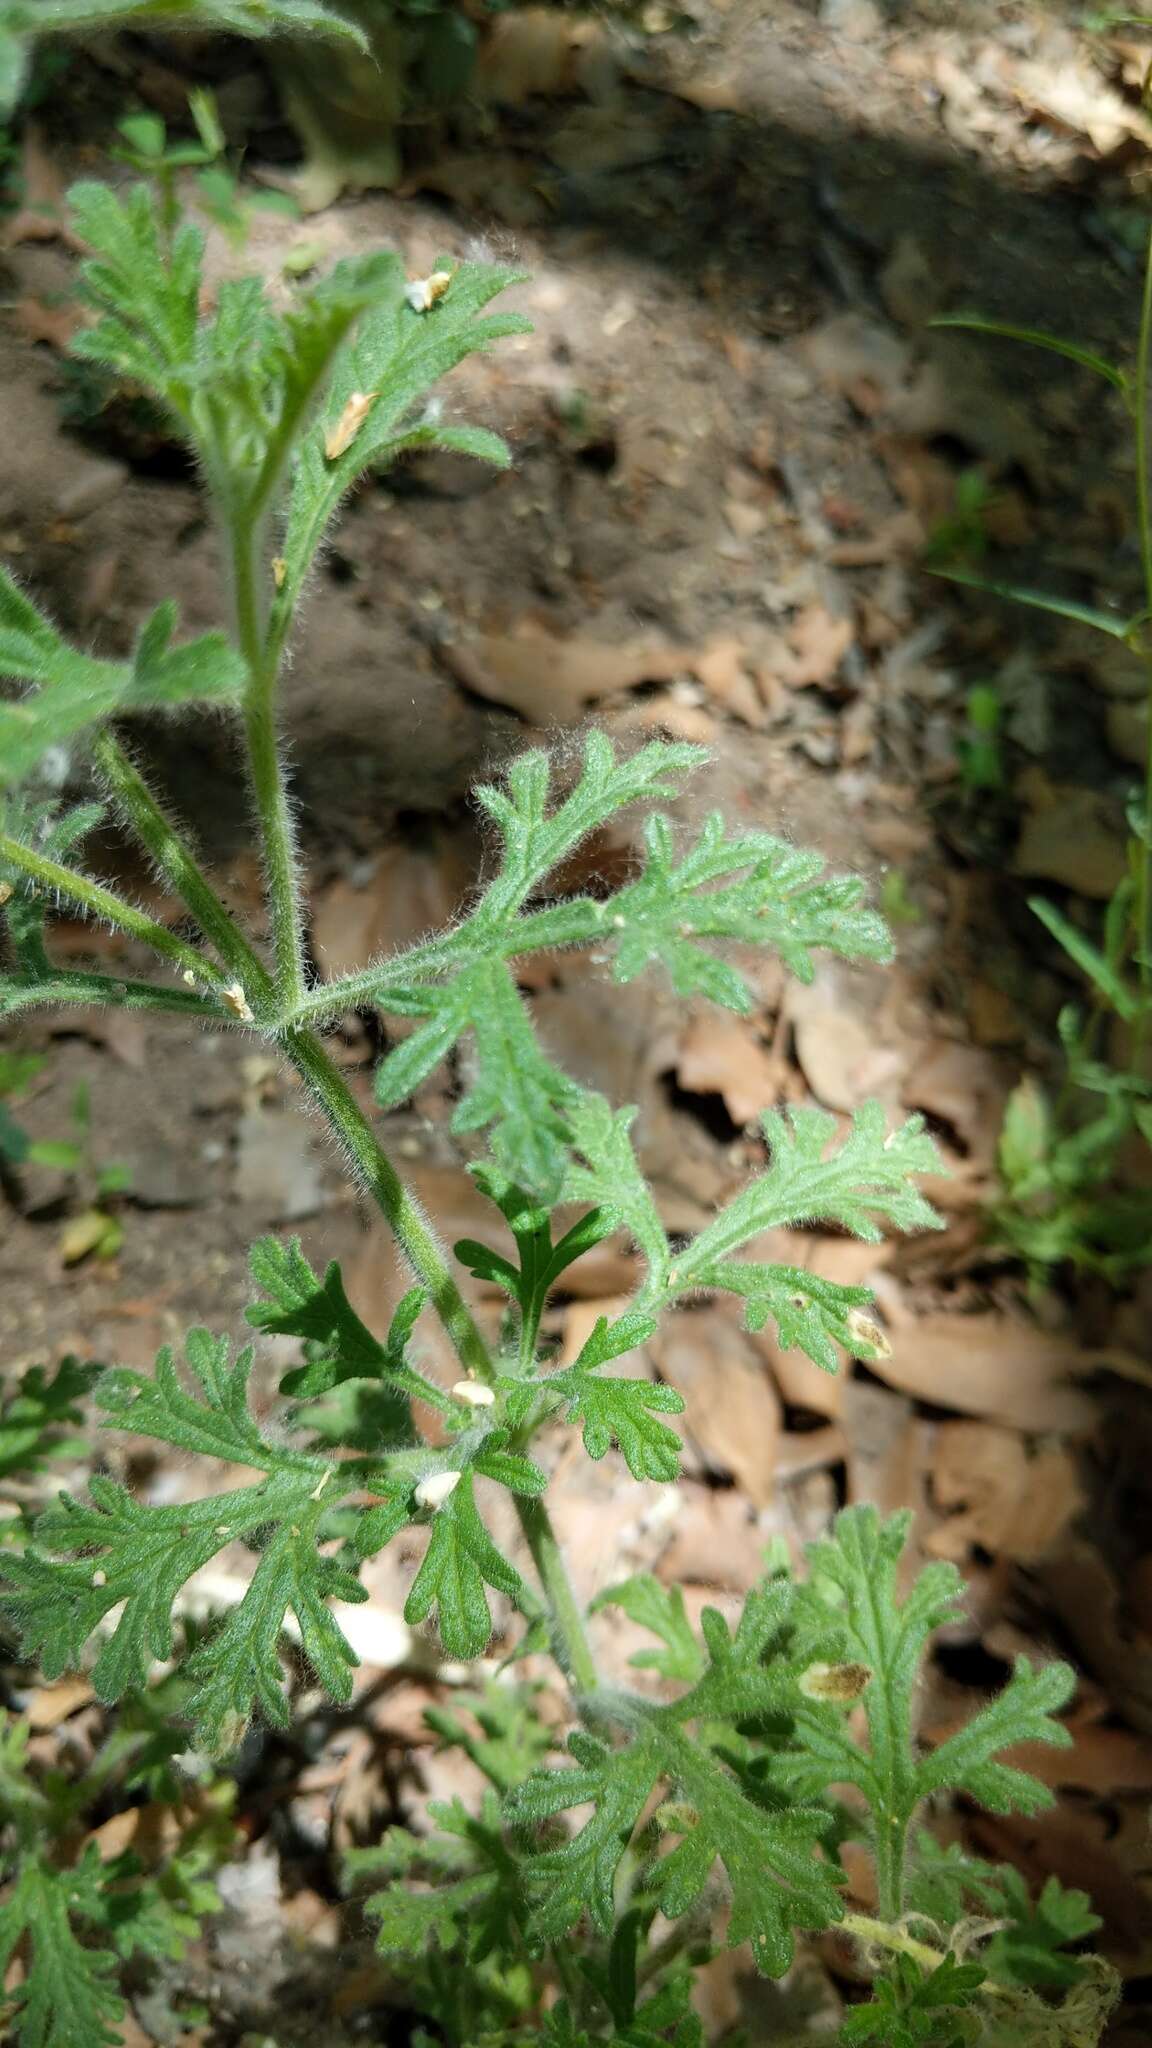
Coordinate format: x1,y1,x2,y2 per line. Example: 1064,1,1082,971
0,1347,228,2043
0,1355,101,1552
956,684,1005,794
22,1076,133,1263
0,1688,233,2046
0,136,1117,2047
933,295,1152,1281
344,1514,1114,2048
115,90,298,250
924,466,1000,571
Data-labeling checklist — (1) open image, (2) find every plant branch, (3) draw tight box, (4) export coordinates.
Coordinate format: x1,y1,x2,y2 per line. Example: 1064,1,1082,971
277,938,465,1028
283,1026,493,1380
231,529,306,1012
842,1913,1013,1998
92,733,274,1010
0,970,229,1022
512,1496,598,1695
274,909,611,1034
0,832,229,992
281,1024,600,1693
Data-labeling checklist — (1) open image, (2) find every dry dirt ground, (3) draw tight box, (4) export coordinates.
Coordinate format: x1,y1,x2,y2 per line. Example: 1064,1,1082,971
4,1,1152,2041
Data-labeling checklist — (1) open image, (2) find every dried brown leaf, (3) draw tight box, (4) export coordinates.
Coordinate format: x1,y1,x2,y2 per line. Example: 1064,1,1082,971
448,622,682,723
901,1038,1012,1159
790,998,906,1113
25,1675,94,1731
655,1313,782,1506
312,840,471,984
675,1011,783,1127
927,1420,1083,1563
11,297,83,351
785,604,854,689
865,1311,1096,1432
657,1484,771,1594
1015,776,1127,900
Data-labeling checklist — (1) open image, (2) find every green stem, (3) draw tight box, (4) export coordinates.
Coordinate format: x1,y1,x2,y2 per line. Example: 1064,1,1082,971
0,971,228,1022
514,1494,598,1695
224,517,599,1689
873,1819,906,1929
282,1024,599,1694
635,1904,713,1988
278,938,463,1029
518,1304,542,1377
860,1570,914,1924
842,1914,1013,1997
231,529,305,1012
93,733,274,1011
0,833,229,992
284,1027,493,1382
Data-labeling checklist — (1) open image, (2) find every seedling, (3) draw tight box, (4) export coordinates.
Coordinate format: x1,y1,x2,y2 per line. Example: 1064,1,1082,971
0,15,1120,2043
924,464,999,570
956,683,1005,794
879,867,922,926
23,1077,132,1263
116,92,299,249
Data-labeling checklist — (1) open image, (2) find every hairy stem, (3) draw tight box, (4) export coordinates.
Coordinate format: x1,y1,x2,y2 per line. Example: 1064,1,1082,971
873,1817,906,1931
277,937,463,1029
0,833,229,992
842,1914,1013,1998
635,1901,714,1987
282,1024,599,1692
93,733,274,1011
0,971,228,1022
231,530,306,1012
284,1027,494,1381
514,1495,598,1695
861,1570,915,1924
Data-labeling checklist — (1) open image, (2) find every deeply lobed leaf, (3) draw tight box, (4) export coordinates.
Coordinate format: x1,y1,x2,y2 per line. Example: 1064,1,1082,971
512,1312,684,1484
506,1713,840,1980
358,1790,522,1962
376,959,580,1201
0,1357,100,1483
245,1234,429,1438
278,257,530,608
588,1575,704,1684
404,1470,540,1662
608,811,891,1010
562,1094,941,1371
786,1508,1074,1911
0,1821,221,2048
679,1104,943,1271
357,734,905,1194
0,570,245,790
0,1851,125,2048
0,1328,367,1743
